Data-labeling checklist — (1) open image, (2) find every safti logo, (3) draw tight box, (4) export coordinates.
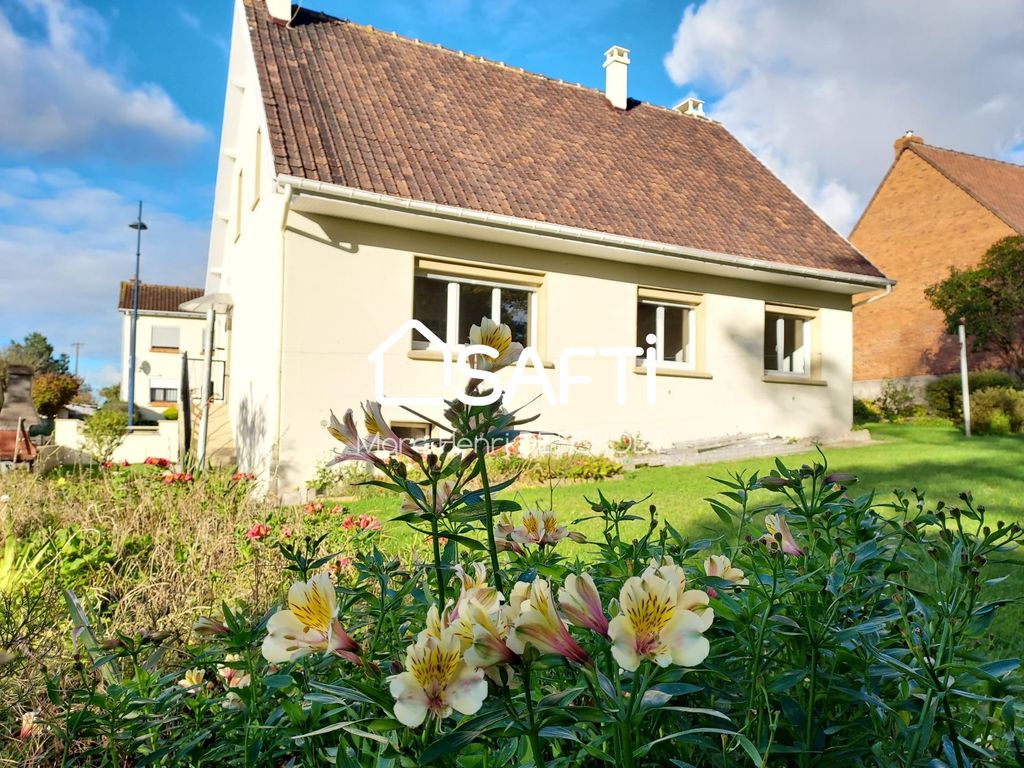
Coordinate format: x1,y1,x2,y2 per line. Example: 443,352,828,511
369,319,663,407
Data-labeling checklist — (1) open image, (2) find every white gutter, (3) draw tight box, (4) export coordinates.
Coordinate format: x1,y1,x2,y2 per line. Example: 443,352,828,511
272,184,294,492
277,174,893,291
852,283,893,308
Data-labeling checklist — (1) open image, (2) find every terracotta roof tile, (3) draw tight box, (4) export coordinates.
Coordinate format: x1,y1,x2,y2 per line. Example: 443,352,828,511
117,282,204,313
243,1,885,280
909,144,1024,235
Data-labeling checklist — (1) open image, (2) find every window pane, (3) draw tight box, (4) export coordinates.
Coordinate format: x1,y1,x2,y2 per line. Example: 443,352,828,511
663,305,686,363
458,283,493,345
412,276,448,348
764,313,780,371
500,288,530,346
636,302,657,350
152,326,179,349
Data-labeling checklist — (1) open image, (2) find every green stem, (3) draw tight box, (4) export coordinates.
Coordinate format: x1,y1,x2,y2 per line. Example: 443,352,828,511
476,448,503,594
523,661,547,768
429,476,447,607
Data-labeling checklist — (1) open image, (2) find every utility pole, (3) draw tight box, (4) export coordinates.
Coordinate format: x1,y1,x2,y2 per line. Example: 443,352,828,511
959,321,971,437
71,342,83,377
127,201,147,429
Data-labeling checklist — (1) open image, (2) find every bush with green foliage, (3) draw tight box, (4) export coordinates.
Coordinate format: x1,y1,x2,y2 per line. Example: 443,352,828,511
81,409,129,463
852,397,882,424
162,405,178,421
925,370,1020,421
971,387,1024,435
874,378,919,421
30,372,79,419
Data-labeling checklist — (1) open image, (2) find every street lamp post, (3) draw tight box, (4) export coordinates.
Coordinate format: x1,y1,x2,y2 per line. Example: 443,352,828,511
127,201,148,429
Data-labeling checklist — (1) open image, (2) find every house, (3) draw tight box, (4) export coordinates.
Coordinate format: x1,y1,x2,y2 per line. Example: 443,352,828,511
851,134,1024,398
202,0,890,498
117,281,229,419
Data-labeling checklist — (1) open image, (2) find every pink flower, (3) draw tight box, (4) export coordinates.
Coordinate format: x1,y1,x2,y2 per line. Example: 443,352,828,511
761,514,804,557
231,472,256,482
357,514,381,531
305,501,325,515
558,573,609,638
341,516,356,531
281,525,293,540
246,523,271,541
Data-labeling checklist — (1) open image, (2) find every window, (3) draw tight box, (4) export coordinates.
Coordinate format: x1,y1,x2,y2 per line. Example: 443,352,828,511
635,288,701,369
412,267,539,351
149,383,178,404
252,128,262,209
764,311,812,375
151,326,180,351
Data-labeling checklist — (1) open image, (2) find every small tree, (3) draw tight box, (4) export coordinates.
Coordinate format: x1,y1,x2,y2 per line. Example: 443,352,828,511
925,235,1024,378
31,373,80,419
82,410,129,463
2,332,70,375
98,383,122,404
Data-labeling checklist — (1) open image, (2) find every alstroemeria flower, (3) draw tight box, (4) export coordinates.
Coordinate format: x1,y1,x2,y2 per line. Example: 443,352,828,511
703,555,748,597
362,401,418,460
506,579,591,666
389,623,487,727
400,480,455,516
327,409,383,466
558,573,609,637
177,668,206,693
261,573,361,664
762,513,804,556
217,653,251,689
608,565,714,672
463,600,519,674
468,317,524,372
19,711,37,740
511,509,568,548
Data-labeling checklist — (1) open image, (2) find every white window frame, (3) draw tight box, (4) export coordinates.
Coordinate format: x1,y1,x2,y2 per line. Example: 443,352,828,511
638,299,698,370
764,311,812,377
413,272,539,350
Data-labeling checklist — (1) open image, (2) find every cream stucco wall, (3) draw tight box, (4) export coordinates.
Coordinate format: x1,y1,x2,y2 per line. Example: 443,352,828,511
119,311,227,417
267,213,854,498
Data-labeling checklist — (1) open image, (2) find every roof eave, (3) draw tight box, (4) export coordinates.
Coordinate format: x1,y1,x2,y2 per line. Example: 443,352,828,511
278,174,894,294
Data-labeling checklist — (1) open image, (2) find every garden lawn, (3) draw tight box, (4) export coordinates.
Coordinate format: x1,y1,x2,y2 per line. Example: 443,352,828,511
339,422,1024,655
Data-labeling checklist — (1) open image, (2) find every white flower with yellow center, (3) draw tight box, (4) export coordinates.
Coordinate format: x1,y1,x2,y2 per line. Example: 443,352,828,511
608,566,713,672
389,623,487,727
177,668,206,693
511,509,568,548
262,573,361,664
506,579,591,665
703,555,748,594
217,653,251,689
468,317,523,372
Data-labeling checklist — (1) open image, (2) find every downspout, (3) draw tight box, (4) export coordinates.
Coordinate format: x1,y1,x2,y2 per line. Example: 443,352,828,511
851,283,893,308
272,184,293,495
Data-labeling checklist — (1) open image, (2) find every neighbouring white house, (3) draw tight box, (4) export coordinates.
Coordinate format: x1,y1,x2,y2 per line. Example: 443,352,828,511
200,0,891,499
117,281,229,420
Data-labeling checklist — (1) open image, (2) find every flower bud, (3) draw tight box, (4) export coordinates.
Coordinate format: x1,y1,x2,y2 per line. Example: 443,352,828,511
902,521,918,536
824,472,857,485
846,552,856,564
193,617,230,637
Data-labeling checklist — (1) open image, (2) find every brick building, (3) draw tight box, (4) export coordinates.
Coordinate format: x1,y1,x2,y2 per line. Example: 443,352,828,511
851,134,1024,397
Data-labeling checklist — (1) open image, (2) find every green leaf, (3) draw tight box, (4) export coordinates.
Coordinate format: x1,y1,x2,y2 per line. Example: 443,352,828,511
263,674,295,690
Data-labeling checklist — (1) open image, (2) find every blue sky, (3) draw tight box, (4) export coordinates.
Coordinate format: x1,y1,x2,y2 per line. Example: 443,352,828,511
2,0,1022,391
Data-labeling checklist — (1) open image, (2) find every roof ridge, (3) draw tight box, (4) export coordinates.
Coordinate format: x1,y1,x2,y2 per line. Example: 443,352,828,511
119,280,204,291
279,3,714,124
914,142,1024,171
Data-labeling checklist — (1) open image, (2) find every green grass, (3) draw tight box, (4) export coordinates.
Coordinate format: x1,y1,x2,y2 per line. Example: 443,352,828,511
338,423,1024,655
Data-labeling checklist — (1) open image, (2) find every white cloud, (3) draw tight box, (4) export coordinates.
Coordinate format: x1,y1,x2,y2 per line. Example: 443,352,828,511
664,0,1024,234
0,0,208,158
0,168,208,386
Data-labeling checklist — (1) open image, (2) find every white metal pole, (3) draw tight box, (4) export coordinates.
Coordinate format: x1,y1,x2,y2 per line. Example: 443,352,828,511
958,323,971,437
197,308,216,468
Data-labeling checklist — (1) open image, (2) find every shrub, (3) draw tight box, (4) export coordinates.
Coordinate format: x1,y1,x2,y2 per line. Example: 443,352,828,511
608,431,651,455
852,397,881,423
30,372,79,419
81,409,128,463
924,369,1019,420
874,378,918,421
162,405,178,420
971,386,1024,434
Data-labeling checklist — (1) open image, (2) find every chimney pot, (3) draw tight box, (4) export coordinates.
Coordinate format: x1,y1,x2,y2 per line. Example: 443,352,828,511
894,131,924,159
673,96,705,118
603,45,630,110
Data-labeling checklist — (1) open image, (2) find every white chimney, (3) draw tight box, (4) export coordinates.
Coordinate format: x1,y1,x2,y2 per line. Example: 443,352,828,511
673,96,705,118
266,0,292,22
603,45,630,110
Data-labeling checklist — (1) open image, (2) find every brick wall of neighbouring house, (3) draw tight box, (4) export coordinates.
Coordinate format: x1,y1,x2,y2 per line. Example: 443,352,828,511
851,150,1015,382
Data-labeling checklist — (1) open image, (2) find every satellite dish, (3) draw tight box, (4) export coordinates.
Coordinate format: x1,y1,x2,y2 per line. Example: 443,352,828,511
140,361,151,374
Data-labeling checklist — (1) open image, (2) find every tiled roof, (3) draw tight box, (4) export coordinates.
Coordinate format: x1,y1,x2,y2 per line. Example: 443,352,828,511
909,144,1024,235
242,1,885,280
117,282,204,313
